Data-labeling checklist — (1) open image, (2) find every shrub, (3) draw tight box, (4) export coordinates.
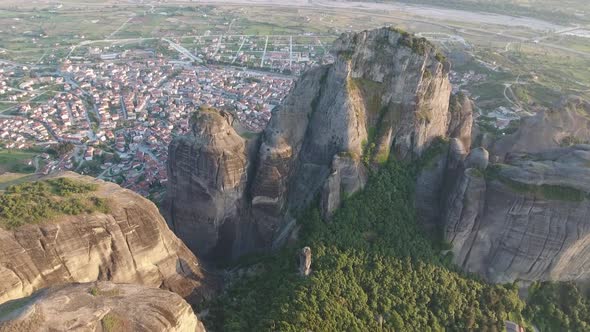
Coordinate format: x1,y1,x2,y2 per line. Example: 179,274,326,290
525,282,590,332
0,178,110,229
101,313,128,332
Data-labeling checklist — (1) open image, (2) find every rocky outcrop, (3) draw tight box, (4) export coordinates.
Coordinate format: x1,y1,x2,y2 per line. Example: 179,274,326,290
493,97,590,159
464,147,489,170
0,172,215,305
165,108,251,259
298,247,312,277
0,282,205,332
166,27,466,260
251,28,453,225
415,96,473,228
320,154,367,219
443,145,590,283
447,92,473,150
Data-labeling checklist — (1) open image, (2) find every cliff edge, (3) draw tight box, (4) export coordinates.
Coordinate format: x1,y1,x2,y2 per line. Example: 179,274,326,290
0,172,215,305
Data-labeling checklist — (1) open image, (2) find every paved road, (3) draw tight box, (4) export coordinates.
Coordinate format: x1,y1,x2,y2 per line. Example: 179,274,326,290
232,37,246,64
260,35,269,67
162,38,203,63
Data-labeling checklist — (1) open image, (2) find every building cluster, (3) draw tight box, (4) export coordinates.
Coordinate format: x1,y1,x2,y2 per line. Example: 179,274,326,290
2,57,292,198
191,35,333,75
0,117,52,149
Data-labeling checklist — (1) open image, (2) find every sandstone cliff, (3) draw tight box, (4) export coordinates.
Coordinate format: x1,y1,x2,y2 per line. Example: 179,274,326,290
0,172,215,305
0,282,205,332
166,27,467,260
443,143,590,283
251,28,453,222
165,108,251,259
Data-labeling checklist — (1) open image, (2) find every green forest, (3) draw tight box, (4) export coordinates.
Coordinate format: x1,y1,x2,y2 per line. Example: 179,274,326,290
205,159,530,331
204,152,590,331
525,281,590,332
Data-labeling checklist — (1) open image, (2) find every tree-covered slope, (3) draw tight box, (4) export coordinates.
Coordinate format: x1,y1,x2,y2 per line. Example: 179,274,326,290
525,281,590,332
205,160,527,331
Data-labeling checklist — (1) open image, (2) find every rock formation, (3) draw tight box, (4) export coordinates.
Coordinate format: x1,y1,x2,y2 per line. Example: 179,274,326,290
165,108,251,259
447,92,473,150
443,144,590,283
0,282,205,332
251,27,453,225
298,247,312,277
0,172,215,306
493,97,590,158
166,27,469,260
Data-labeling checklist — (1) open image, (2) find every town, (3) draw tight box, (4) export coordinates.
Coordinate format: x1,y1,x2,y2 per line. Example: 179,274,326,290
0,48,295,199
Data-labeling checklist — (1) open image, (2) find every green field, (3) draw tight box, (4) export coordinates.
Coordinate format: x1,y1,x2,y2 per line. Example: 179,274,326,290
0,150,36,174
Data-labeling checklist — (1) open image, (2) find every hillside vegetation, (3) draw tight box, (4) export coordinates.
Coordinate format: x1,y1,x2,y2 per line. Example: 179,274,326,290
206,157,527,331
525,281,590,332
0,177,110,229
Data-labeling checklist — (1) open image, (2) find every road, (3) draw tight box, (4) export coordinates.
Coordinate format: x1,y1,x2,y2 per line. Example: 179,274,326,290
108,16,135,39
260,35,269,67
232,37,246,64
503,74,523,110
162,38,203,63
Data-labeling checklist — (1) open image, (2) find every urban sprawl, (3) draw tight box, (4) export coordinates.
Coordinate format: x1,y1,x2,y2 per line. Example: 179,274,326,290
0,44,304,198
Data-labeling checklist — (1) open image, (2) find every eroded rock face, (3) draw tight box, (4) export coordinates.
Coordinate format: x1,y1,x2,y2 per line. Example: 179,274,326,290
0,282,205,332
443,145,590,283
447,92,473,150
415,146,449,228
251,28,458,247
298,247,312,277
415,102,473,228
0,172,215,306
166,27,465,260
165,109,250,259
321,154,367,219
252,28,452,221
